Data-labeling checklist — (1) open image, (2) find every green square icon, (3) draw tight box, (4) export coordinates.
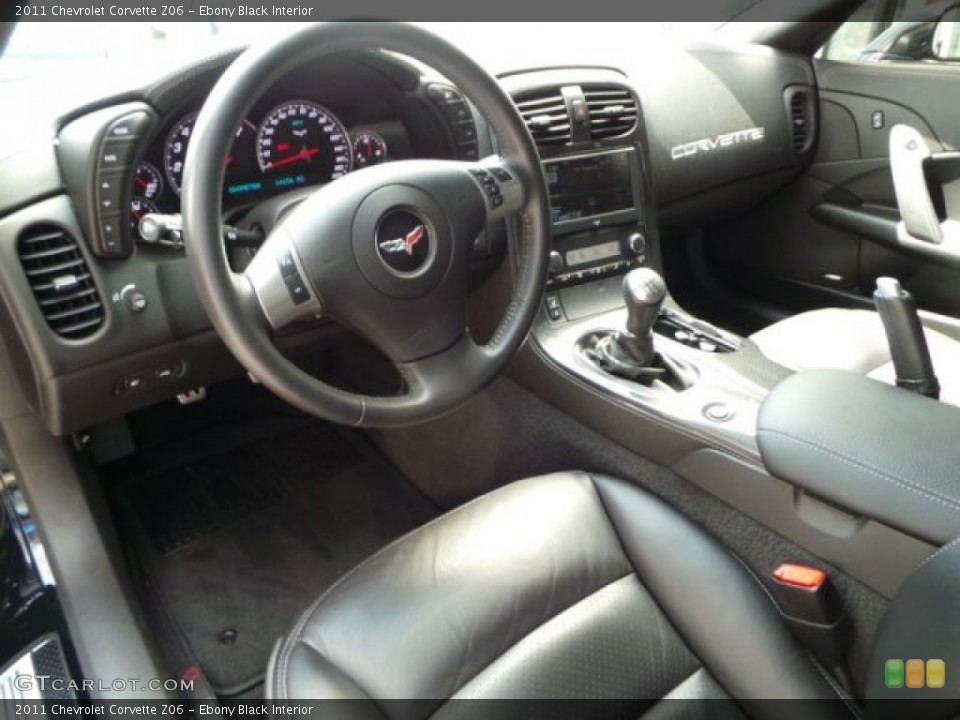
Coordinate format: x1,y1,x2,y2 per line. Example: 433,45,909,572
886,659,905,689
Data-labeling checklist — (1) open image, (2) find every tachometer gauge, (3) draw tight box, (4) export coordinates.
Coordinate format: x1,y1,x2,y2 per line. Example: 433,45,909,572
130,197,159,237
133,162,163,201
164,112,256,195
256,101,352,182
353,131,388,168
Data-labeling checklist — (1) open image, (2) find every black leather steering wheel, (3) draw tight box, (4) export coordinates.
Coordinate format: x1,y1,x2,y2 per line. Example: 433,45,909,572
182,22,550,428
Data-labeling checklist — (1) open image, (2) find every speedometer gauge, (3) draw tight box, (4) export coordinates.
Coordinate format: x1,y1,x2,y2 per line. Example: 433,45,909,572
164,113,256,195
256,101,352,182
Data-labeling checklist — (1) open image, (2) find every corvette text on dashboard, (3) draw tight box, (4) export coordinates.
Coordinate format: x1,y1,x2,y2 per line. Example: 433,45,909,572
670,127,766,161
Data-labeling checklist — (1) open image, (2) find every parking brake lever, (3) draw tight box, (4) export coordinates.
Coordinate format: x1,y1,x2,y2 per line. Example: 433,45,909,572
874,278,940,400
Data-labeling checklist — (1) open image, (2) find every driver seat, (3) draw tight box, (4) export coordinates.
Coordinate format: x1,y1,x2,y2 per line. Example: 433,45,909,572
266,472,856,717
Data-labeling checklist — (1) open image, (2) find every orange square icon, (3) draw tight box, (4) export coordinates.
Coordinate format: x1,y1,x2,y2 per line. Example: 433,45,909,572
906,659,926,689
927,660,946,689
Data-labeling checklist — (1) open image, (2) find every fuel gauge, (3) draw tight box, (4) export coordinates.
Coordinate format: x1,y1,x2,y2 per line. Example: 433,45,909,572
134,162,163,201
353,131,388,168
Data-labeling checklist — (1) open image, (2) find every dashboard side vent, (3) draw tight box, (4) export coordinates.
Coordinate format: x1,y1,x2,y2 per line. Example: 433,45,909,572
787,88,814,152
584,85,638,140
515,89,571,147
17,225,105,340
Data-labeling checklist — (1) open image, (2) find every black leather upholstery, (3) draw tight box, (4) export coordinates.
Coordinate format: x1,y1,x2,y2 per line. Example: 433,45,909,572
866,539,960,717
267,473,854,718
758,370,960,545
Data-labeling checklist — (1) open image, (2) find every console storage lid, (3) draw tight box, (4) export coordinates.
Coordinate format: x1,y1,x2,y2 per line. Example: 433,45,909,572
757,370,960,545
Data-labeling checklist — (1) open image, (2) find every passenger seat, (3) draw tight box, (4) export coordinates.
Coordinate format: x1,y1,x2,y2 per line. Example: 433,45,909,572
751,307,960,406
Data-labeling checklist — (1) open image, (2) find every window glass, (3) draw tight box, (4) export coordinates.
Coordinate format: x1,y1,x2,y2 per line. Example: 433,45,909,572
821,0,955,64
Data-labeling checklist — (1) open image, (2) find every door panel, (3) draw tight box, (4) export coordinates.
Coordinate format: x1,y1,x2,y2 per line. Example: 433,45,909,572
703,57,960,323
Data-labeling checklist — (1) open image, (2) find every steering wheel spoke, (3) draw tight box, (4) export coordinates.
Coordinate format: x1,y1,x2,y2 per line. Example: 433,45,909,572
245,228,324,332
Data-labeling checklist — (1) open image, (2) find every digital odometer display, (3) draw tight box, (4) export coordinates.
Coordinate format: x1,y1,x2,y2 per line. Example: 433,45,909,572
544,151,635,225
256,101,352,184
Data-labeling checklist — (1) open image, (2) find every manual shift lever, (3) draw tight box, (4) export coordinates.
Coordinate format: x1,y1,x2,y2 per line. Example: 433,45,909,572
874,278,940,400
618,268,667,366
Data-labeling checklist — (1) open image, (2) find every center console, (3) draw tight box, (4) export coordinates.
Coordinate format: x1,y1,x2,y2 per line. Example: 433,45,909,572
505,68,937,600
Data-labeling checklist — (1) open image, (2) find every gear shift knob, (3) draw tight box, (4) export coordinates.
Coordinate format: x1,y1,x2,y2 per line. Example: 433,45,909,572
619,268,667,365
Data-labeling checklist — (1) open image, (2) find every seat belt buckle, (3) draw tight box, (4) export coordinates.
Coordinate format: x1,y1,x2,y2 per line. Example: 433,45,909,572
771,564,852,665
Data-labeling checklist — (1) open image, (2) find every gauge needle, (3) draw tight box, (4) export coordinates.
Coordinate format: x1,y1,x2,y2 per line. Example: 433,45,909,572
269,147,319,170
135,177,148,189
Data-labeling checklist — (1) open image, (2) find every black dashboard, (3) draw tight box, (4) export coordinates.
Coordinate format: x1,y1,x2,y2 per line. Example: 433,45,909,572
0,38,817,436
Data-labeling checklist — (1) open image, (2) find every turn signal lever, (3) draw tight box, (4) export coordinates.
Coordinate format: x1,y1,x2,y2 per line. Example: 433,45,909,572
874,278,940,400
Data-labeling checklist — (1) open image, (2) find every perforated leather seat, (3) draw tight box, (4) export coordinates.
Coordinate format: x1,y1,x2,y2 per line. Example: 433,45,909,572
266,472,854,718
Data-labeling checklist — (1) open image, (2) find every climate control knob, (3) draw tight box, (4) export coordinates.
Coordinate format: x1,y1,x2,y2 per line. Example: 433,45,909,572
627,233,647,257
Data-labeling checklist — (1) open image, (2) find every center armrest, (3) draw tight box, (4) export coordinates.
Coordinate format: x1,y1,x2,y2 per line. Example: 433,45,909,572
757,370,960,545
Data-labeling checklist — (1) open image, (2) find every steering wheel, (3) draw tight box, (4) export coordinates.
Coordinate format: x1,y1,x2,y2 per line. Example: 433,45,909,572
181,22,550,428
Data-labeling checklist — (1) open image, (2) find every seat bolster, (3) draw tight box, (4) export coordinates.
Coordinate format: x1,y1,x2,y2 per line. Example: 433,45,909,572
866,539,960,717
272,473,632,704
590,475,855,718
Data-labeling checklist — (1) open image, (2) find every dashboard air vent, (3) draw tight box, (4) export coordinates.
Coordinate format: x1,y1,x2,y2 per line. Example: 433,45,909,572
515,89,571,147
788,89,813,152
584,86,638,140
17,225,105,340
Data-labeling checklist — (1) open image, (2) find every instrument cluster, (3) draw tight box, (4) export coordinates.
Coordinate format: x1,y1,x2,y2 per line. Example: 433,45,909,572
131,99,404,235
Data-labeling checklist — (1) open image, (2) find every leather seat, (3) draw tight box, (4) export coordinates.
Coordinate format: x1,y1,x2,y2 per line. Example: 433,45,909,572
751,308,960,406
267,472,854,717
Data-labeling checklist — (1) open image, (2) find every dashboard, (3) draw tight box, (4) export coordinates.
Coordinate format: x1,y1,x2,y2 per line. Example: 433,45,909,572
0,39,816,436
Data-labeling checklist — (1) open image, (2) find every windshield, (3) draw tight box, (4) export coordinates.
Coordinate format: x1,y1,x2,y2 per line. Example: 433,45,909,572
0,22,724,144
2,21,724,78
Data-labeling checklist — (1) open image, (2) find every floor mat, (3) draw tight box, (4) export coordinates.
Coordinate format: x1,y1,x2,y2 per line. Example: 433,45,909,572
114,423,439,696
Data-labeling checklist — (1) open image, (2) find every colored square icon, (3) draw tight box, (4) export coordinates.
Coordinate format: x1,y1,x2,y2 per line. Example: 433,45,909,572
906,659,926,689
927,660,946,689
886,659,904,689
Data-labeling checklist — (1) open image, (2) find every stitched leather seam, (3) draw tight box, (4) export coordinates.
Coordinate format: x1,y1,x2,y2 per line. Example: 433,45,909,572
758,429,960,511
637,668,708,710
437,572,636,706
914,535,960,574
589,473,853,707
806,652,861,719
296,636,387,715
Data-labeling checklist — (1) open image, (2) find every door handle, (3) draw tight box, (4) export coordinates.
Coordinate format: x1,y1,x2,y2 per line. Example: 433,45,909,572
890,125,943,244
889,125,960,259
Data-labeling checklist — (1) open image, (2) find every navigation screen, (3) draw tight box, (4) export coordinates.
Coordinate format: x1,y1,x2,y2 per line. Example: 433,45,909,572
545,152,635,224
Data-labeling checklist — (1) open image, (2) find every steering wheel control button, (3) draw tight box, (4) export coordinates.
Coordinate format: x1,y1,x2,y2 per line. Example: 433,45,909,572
376,212,433,276
703,403,735,424
425,83,480,162
285,274,312,306
106,111,152,140
98,215,123,254
98,140,137,171
277,249,298,278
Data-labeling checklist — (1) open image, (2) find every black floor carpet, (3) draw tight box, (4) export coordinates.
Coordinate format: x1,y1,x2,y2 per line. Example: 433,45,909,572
113,422,439,697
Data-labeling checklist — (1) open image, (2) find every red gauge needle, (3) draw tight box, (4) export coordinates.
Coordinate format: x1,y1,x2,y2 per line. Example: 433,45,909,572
268,147,319,170
132,208,144,221
135,177,148,189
